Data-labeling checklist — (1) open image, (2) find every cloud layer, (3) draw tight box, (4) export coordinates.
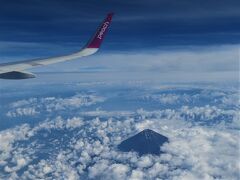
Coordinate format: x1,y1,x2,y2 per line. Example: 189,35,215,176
0,84,239,180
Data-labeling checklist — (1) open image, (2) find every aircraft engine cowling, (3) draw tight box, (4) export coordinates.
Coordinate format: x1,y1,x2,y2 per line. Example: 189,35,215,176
0,71,36,79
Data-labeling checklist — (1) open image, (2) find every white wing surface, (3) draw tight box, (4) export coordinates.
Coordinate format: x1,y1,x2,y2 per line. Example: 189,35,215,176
0,13,114,79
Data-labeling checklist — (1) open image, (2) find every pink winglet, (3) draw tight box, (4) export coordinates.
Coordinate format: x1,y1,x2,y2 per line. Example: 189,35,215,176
86,13,114,48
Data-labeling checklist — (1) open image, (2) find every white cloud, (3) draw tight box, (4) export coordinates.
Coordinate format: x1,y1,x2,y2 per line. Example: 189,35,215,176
4,157,28,173
0,87,239,179
6,93,105,117
137,156,153,168
10,98,37,108
25,44,239,83
130,169,144,180
1,110,239,179
66,117,84,129
103,163,130,180
44,94,104,111
0,124,33,163
142,94,180,104
6,107,39,117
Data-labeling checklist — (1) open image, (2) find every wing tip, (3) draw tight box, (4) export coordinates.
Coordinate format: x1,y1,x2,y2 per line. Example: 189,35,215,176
86,12,114,49
107,12,114,17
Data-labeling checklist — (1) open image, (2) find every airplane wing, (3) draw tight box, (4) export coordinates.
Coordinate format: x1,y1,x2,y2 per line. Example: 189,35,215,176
0,13,114,79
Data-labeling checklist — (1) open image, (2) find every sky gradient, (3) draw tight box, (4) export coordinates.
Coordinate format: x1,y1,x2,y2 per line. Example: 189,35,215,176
0,0,239,83
0,0,240,52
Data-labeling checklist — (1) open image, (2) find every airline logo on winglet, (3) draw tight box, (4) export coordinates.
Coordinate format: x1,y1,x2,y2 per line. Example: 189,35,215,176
98,22,110,40
86,13,114,49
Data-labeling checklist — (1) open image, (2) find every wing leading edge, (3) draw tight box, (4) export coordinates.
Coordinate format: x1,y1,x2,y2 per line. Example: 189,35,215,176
0,13,114,79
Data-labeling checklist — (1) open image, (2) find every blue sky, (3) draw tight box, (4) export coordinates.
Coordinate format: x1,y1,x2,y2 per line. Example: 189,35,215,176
0,0,239,83
0,0,239,52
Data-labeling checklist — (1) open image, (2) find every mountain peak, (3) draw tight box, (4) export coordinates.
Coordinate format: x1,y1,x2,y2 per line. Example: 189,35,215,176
118,129,169,156
140,129,157,140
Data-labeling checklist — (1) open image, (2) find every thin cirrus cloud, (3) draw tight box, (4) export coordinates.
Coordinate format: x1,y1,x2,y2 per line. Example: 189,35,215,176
22,44,238,83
